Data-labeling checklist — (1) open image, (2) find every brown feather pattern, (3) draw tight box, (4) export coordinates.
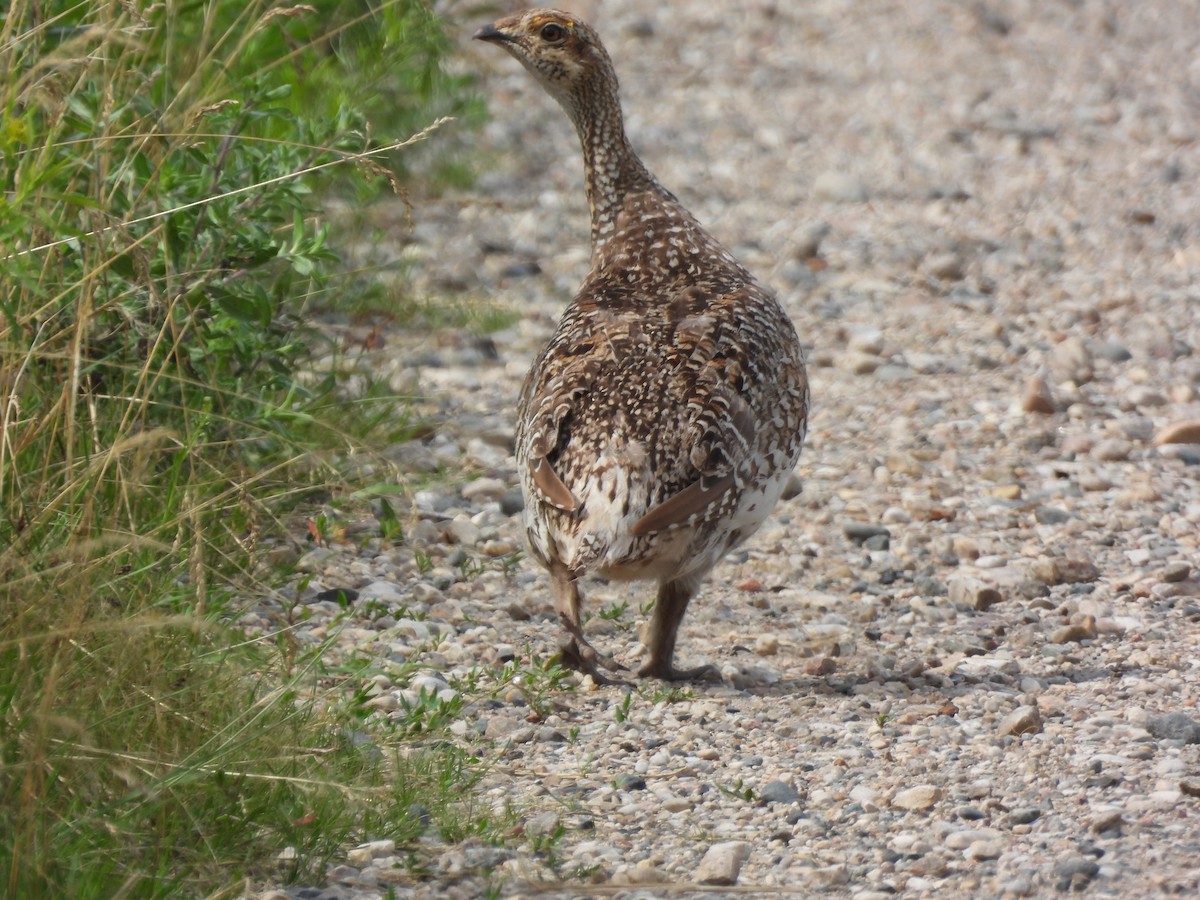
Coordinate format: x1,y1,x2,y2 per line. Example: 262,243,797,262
476,8,809,682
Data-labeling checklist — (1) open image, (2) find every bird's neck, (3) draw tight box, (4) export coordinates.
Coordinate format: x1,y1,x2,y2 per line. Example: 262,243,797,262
567,89,661,261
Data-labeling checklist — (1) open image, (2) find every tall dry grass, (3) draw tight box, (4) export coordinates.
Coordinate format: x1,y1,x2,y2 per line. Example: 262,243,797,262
0,2,492,895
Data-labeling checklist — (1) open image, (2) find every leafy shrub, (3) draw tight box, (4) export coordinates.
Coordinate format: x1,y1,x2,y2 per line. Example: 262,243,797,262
0,1,485,895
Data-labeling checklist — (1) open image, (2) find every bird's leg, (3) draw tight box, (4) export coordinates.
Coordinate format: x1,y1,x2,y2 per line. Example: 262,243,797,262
551,568,629,684
637,575,719,681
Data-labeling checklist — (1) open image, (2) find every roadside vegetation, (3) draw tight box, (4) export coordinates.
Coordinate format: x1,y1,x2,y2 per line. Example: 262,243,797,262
0,1,501,895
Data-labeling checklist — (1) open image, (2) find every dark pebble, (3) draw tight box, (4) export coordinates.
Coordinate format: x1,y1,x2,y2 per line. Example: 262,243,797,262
1091,809,1123,834
1148,712,1200,744
500,490,526,516
1007,807,1042,825
1092,341,1133,363
406,802,432,828
1034,506,1072,525
1054,856,1099,889
956,805,987,821
614,774,647,791
313,587,358,604
501,260,542,278
844,522,892,543
865,533,891,551
759,780,803,804
505,602,532,621
914,576,947,596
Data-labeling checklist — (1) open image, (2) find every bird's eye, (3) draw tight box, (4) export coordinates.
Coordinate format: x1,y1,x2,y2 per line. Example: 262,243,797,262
539,22,566,43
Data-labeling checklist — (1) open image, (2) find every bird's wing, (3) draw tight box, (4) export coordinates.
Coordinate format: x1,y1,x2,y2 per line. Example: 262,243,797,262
518,282,789,528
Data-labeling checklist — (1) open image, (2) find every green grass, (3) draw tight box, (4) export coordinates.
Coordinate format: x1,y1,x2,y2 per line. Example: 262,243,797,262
0,1,504,896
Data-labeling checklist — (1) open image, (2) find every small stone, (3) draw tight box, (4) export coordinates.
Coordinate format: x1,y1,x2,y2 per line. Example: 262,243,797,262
484,716,523,739
794,221,830,259
1090,809,1123,834
1034,505,1072,525
847,325,886,355
803,657,836,676
944,828,1000,850
1092,438,1133,461
314,586,360,604
842,351,882,375
1022,375,1057,414
759,780,802,804
524,812,560,837
612,859,670,885
1016,580,1050,601
947,575,1004,611
347,839,396,866
998,705,1043,736
892,785,942,811
755,634,780,656
1006,807,1042,826
782,471,805,500
925,251,965,281
614,774,647,791
1093,341,1133,362
844,522,891,545
882,505,913,524
1078,472,1112,491
1048,336,1093,384
1155,419,1200,445
1179,778,1200,797
461,477,508,501
505,601,532,621
803,864,851,888
1049,617,1098,644
849,785,881,810
1032,557,1101,586
813,170,868,203
987,485,1023,502
999,876,1034,896
964,839,1004,861
1127,386,1167,408
737,577,765,592
1161,561,1192,583
482,538,520,557
696,841,752,886
444,517,482,545
1054,856,1099,889
1147,712,1200,744
499,490,525,516
296,547,339,572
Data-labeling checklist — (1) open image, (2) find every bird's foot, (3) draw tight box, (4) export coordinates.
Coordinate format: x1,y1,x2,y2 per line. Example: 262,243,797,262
636,660,721,682
557,638,630,686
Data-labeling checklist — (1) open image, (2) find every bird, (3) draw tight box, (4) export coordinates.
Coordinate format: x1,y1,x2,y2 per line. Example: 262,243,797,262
475,8,809,683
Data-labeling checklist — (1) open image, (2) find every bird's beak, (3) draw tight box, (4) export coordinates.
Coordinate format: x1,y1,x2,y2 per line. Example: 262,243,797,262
473,23,512,44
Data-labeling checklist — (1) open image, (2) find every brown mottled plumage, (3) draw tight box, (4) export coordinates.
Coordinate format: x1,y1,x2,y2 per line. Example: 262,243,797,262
476,9,809,682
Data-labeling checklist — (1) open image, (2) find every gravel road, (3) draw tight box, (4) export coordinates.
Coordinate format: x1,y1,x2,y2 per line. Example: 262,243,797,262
260,1,1200,897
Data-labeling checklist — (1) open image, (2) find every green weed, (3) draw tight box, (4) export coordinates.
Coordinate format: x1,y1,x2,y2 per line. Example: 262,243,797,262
0,0,491,896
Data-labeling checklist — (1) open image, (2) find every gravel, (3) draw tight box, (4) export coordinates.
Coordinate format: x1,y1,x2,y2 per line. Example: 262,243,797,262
261,0,1200,896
